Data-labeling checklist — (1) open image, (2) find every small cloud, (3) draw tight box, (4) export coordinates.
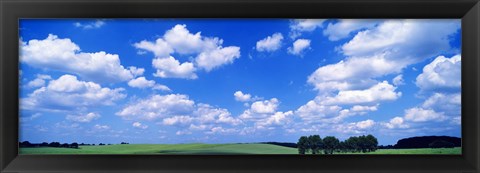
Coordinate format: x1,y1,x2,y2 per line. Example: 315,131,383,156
74,20,105,29
288,39,311,56
132,122,148,129
256,33,284,52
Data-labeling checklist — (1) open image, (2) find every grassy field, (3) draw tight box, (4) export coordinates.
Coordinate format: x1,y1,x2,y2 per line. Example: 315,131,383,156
19,144,461,155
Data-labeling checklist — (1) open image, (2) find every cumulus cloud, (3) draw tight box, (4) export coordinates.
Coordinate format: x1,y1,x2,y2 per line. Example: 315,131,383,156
116,94,195,121
195,46,241,71
256,33,284,52
26,74,52,88
152,56,197,79
422,92,460,113
66,112,101,123
116,94,241,129
162,116,194,126
93,124,110,130
234,91,252,102
132,122,149,129
21,74,126,111
383,117,409,129
350,104,378,112
295,100,342,122
194,104,242,125
392,74,404,86
74,20,105,29
256,111,294,127
323,19,379,41
404,107,446,122
20,34,139,83
133,39,173,58
307,20,460,92
289,19,326,38
416,55,461,91
128,67,145,77
322,81,401,105
126,76,171,91
288,39,311,55
152,84,171,92
128,77,156,88
250,98,279,114
134,24,241,79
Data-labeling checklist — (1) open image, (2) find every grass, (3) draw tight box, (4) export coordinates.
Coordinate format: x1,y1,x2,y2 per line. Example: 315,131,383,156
19,144,461,155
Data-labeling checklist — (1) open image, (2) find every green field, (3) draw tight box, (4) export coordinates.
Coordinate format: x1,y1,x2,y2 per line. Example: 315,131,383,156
19,143,461,155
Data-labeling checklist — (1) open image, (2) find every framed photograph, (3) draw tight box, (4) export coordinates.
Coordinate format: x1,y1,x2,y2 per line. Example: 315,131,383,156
1,0,480,172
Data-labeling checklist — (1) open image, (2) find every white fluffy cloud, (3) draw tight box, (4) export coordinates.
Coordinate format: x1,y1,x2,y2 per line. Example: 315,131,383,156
194,104,242,125
20,34,139,83
256,111,294,127
307,54,407,91
295,100,342,121
128,77,156,88
288,39,311,55
134,24,241,79
342,20,459,59
233,91,252,102
256,33,284,52
289,19,326,38
74,20,105,29
350,104,378,112
128,67,145,77
422,92,460,113
323,19,379,41
117,94,241,128
392,74,404,86
195,46,241,71
132,122,149,129
354,119,375,129
26,74,52,88
93,124,110,130
322,81,401,105
416,55,461,91
116,94,195,121
383,117,409,129
133,39,173,58
162,116,194,125
152,84,171,92
21,75,126,111
128,76,170,91
250,98,279,114
66,112,101,123
404,107,446,122
152,56,197,79
307,20,459,92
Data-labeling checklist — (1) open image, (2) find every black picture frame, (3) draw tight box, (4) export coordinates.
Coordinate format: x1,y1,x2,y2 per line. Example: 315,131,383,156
1,0,479,172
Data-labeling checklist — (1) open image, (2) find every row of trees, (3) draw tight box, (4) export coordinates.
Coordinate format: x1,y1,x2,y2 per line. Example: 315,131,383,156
19,141,131,148
297,134,378,154
19,141,79,149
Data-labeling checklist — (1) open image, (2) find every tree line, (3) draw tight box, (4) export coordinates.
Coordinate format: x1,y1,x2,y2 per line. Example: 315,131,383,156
19,141,131,149
297,134,378,154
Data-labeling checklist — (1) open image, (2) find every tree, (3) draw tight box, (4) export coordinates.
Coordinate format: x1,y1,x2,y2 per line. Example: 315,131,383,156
429,140,455,148
322,136,339,154
70,142,79,149
308,135,323,154
297,136,309,154
366,134,379,152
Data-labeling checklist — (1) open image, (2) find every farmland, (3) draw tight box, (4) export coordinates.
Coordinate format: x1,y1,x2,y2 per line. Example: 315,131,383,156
19,143,461,155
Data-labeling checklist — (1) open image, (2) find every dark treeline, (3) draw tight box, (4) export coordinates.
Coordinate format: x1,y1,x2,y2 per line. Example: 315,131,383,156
259,142,297,148
393,136,461,149
297,134,378,154
19,141,131,148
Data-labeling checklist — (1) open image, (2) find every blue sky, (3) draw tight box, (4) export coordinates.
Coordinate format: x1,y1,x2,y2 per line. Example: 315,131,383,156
19,19,461,145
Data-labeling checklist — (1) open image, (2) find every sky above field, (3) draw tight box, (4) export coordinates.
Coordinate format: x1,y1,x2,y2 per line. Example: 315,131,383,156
19,19,461,145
